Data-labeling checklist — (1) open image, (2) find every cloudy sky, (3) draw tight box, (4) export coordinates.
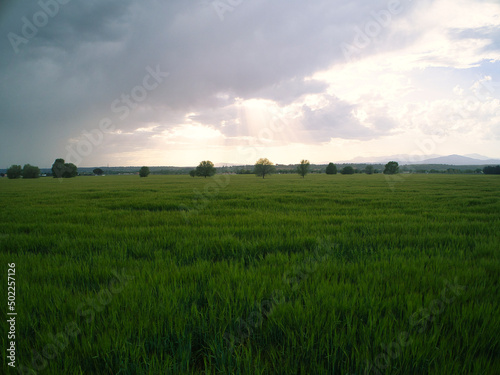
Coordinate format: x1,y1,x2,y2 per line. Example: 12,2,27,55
1,0,500,167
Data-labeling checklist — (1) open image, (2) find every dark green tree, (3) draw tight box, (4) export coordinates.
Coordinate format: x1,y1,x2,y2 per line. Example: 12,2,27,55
63,163,78,178
383,161,399,175
297,159,310,178
325,163,337,175
254,158,275,179
22,164,40,179
93,168,104,176
139,166,150,177
51,159,77,178
51,158,65,178
6,165,22,179
364,165,374,174
196,161,216,178
340,166,355,175
483,165,500,175
189,169,196,177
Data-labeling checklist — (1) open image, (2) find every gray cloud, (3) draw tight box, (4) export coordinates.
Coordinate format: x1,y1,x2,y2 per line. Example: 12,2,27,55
0,0,498,166
299,95,397,142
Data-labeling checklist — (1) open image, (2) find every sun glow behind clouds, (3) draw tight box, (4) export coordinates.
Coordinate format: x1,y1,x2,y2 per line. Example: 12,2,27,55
156,123,224,143
3,0,500,167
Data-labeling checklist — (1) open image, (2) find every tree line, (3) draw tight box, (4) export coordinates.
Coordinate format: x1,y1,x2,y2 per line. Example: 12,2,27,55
4,158,499,179
4,158,78,179
184,160,400,179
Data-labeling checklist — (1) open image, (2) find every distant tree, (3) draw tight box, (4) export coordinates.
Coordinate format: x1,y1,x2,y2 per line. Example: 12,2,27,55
483,165,500,175
364,165,374,174
340,166,355,175
325,162,337,175
475,168,483,174
196,161,216,178
297,159,310,178
254,158,275,179
63,163,78,178
51,158,77,178
93,168,104,176
189,169,196,177
0,173,4,177
6,165,22,179
139,166,150,177
51,158,65,178
237,168,252,174
22,164,40,179
383,161,399,175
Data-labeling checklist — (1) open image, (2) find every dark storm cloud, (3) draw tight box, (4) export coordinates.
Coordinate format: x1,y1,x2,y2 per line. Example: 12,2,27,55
0,0,407,166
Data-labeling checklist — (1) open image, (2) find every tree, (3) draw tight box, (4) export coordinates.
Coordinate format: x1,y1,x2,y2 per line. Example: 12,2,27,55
51,158,65,178
196,161,216,178
254,158,275,179
297,159,310,178
340,166,354,175
189,169,196,177
6,165,22,179
364,165,374,174
22,164,40,179
483,165,500,175
93,168,104,176
139,166,150,177
237,168,252,174
383,161,399,175
62,163,78,178
325,163,337,175
51,158,77,178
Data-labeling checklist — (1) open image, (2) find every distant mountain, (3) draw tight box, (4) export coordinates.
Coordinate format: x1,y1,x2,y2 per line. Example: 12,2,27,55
335,154,500,165
417,154,500,165
336,154,441,164
464,153,491,160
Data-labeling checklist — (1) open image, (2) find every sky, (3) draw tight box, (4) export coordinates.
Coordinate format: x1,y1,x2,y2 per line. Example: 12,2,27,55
1,0,500,167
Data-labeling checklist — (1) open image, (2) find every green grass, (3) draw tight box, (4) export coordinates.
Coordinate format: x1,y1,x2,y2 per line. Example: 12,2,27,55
0,174,499,374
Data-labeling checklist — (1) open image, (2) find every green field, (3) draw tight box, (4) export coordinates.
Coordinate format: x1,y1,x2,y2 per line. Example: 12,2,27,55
0,174,499,374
